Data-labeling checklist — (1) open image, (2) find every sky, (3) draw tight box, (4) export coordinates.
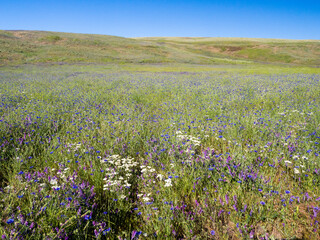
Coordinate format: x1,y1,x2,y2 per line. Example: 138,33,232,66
1,0,320,39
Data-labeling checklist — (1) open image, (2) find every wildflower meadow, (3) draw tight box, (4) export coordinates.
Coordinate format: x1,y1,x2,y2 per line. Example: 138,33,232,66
0,65,320,239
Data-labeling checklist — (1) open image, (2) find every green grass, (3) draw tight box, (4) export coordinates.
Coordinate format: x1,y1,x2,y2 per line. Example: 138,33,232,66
0,30,320,239
0,64,320,239
137,37,320,66
0,30,319,66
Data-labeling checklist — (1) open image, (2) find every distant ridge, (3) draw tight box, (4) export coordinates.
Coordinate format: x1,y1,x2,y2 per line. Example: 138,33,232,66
0,30,319,66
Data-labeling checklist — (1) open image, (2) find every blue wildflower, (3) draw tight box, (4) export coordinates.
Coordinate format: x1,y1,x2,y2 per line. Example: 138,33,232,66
103,228,111,235
6,219,14,224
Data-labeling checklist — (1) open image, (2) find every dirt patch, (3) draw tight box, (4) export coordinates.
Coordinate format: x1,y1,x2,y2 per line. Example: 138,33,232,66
206,46,221,53
11,31,32,39
198,45,245,56
224,46,243,52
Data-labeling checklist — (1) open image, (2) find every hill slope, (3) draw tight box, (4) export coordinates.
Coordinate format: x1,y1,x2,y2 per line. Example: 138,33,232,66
136,37,320,66
0,30,319,66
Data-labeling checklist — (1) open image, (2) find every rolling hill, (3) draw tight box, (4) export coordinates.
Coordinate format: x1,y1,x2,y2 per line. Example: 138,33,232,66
0,30,319,66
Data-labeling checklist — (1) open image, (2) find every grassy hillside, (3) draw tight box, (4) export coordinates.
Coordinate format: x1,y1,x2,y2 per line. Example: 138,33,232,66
137,37,320,66
0,30,319,66
0,30,175,65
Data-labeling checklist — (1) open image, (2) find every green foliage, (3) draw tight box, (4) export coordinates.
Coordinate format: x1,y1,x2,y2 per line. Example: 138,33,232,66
40,35,62,42
0,30,15,39
237,48,294,63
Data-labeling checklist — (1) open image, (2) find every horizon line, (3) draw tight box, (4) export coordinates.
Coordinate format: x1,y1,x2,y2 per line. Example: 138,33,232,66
2,29,320,41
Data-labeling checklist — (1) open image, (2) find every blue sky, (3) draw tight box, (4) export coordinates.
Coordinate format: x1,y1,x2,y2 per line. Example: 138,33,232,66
1,0,319,39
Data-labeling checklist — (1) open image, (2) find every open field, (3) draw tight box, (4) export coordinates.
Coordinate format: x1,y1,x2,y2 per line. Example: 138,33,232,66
1,30,320,66
1,30,320,239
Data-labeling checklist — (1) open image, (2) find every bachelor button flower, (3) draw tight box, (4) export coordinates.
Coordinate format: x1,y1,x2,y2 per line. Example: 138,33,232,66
285,190,290,194
103,228,111,235
6,219,14,224
211,230,215,235
260,201,265,205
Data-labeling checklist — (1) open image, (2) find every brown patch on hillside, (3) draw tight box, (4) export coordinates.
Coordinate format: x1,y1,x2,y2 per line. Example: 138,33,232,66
223,46,244,52
206,46,221,53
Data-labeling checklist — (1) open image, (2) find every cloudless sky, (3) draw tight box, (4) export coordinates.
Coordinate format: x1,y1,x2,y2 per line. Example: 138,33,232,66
1,0,319,39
